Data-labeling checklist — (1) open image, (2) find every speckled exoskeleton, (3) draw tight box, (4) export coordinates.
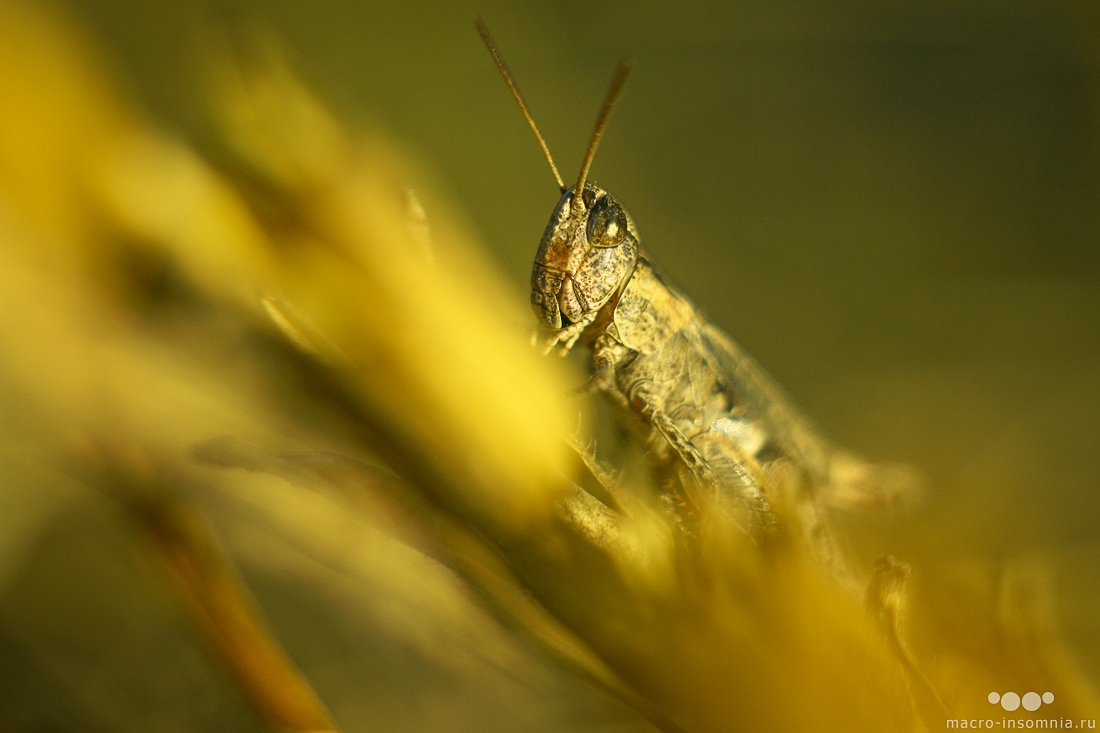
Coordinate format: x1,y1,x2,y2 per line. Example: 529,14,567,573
478,20,919,546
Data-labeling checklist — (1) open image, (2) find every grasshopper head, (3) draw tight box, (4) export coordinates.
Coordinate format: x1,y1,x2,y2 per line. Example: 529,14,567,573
530,183,639,350
475,21,635,352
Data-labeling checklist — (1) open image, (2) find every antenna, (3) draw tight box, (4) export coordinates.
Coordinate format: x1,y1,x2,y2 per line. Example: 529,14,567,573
475,17,565,189
573,59,632,205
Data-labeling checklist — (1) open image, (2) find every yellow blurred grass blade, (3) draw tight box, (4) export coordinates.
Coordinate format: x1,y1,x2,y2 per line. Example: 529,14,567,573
128,491,340,733
5,4,1095,733
0,5,915,731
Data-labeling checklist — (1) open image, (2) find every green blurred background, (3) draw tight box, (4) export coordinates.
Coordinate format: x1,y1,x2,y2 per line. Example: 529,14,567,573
3,0,1098,730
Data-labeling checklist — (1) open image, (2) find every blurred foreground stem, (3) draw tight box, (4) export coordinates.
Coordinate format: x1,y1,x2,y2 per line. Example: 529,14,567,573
128,489,339,733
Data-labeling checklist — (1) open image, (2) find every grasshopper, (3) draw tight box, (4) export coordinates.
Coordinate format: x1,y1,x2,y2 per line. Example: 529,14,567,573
477,21,919,547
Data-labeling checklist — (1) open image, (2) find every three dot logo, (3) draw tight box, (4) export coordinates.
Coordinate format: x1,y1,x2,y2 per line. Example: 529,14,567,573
988,691,1055,712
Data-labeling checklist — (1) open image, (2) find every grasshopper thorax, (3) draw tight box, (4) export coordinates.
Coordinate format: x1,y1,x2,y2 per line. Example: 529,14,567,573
531,182,639,345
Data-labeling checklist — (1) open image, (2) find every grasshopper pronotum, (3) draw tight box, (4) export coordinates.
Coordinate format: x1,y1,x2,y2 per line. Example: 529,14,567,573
477,20,919,548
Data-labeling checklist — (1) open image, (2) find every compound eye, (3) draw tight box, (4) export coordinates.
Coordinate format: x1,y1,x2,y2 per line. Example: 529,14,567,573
586,195,627,248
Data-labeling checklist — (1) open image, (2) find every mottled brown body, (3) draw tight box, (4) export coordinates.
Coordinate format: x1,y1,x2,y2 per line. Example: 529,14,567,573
475,19,916,547
533,183,914,548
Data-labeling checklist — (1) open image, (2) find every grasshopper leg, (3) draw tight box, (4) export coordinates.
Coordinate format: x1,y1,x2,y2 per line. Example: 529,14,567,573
692,431,779,536
564,435,623,512
628,380,711,518
631,381,778,536
585,340,712,487
574,334,631,410
634,386,714,482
